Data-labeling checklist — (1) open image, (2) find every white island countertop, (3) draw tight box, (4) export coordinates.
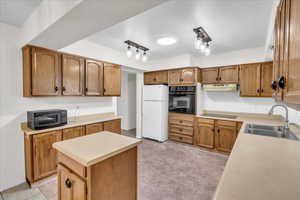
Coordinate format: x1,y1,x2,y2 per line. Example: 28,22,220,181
53,131,142,167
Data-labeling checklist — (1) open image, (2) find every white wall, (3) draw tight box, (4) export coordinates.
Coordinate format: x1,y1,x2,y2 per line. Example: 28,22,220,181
117,72,136,130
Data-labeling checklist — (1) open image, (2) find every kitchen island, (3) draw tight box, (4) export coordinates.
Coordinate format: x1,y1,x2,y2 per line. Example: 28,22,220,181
53,131,142,200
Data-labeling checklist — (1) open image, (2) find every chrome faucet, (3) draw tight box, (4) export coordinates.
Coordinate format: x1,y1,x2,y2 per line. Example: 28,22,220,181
268,103,289,132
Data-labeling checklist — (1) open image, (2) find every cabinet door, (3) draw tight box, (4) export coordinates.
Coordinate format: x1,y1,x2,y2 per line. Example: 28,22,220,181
103,119,121,134
219,66,239,83
284,0,300,105
201,68,219,84
85,123,104,135
144,72,156,85
168,70,182,85
215,125,236,153
62,54,84,96
85,59,103,96
58,164,86,200
194,123,215,149
62,127,85,140
239,64,261,97
33,130,62,180
103,63,121,96
156,71,168,84
260,62,273,97
181,68,197,85
31,47,61,96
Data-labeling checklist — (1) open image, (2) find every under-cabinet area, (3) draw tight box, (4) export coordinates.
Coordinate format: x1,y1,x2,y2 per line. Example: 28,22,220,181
23,45,121,97
21,113,121,184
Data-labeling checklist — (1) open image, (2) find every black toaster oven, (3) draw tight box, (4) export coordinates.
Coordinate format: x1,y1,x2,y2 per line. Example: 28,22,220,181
27,109,67,130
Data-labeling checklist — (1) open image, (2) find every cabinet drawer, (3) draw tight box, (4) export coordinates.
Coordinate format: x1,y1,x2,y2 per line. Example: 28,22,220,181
85,122,103,135
169,125,193,136
196,117,215,125
216,120,236,127
169,133,193,144
169,114,194,127
58,152,86,178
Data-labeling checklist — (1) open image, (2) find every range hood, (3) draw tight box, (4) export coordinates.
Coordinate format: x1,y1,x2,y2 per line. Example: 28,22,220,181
203,84,238,91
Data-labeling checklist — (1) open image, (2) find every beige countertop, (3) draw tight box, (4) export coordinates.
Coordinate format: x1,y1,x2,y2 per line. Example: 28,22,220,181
200,110,300,200
53,131,142,167
21,112,122,135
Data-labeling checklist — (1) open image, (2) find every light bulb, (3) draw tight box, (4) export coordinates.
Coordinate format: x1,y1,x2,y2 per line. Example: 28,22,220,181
142,52,147,62
126,46,132,58
200,43,206,52
204,45,211,56
135,49,141,60
195,37,203,49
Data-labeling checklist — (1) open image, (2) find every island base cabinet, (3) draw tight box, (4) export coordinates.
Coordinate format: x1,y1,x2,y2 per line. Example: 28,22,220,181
58,164,86,200
57,147,137,200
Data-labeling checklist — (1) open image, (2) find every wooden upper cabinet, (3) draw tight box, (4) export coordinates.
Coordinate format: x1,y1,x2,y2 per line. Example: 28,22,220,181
85,59,104,96
260,62,273,97
202,66,238,84
31,47,61,96
168,70,182,85
218,65,239,83
62,54,84,96
283,0,300,105
103,63,121,96
144,72,156,84
239,63,261,97
201,68,219,84
32,130,62,180
215,121,237,153
181,68,197,84
144,71,168,85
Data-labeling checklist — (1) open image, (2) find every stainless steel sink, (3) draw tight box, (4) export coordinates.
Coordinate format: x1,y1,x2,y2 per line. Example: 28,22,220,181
201,113,238,119
245,124,298,140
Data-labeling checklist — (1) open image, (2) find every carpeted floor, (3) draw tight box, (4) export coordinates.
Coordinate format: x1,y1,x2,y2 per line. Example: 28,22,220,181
1,130,227,200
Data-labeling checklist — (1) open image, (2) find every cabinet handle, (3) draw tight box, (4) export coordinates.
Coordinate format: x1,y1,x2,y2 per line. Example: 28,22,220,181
257,89,260,93
219,77,221,81
65,178,72,188
216,77,218,81
54,86,58,92
261,89,264,93
271,80,278,90
85,88,88,92
104,88,106,93
179,129,183,132
278,76,285,89
217,129,220,133
211,128,214,132
179,120,183,123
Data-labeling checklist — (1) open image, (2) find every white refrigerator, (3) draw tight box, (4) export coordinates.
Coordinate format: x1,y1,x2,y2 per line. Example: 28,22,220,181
143,85,168,142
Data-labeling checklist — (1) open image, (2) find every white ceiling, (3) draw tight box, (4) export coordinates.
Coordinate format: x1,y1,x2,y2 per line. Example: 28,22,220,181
87,0,275,60
0,0,42,26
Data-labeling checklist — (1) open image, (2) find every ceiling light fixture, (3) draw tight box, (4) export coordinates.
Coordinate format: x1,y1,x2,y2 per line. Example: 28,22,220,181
126,45,132,58
124,40,150,62
157,37,177,46
193,27,212,56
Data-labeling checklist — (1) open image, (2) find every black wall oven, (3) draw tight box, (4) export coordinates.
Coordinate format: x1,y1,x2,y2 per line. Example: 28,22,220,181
169,86,196,114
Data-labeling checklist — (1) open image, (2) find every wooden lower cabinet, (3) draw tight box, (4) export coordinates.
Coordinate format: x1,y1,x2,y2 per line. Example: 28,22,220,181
57,147,137,200
103,119,122,134
194,118,239,154
62,126,85,140
168,113,194,144
215,122,237,153
32,130,62,181
58,164,86,200
194,119,215,149
24,119,122,184
85,122,104,135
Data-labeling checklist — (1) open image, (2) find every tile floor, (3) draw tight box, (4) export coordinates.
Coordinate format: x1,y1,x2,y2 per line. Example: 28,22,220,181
1,129,227,200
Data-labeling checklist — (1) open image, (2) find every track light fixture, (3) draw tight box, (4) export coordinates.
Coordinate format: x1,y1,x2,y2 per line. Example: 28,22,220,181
193,27,212,56
124,40,150,62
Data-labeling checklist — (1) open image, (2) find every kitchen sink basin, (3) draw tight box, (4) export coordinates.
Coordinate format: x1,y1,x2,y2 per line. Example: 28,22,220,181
201,113,238,119
245,124,299,140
